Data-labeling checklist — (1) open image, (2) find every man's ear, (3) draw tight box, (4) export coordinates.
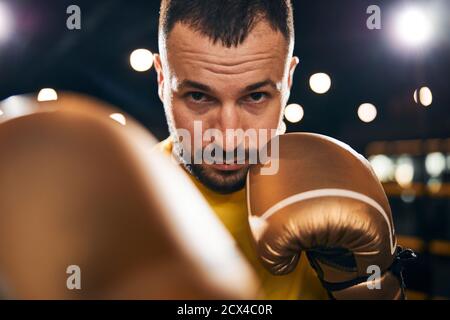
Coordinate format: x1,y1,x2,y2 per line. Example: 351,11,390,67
288,56,299,90
153,53,165,103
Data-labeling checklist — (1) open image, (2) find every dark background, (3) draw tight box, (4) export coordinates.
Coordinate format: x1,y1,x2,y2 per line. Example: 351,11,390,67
0,0,449,299
1,0,449,147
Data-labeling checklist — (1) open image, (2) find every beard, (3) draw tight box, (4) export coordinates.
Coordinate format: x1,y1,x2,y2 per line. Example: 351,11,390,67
166,115,257,194
188,162,249,194
172,137,252,194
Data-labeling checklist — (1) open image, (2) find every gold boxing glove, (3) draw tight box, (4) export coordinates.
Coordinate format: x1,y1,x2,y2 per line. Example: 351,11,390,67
247,133,415,299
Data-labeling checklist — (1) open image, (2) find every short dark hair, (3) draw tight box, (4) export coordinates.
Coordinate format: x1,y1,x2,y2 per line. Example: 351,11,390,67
159,0,294,48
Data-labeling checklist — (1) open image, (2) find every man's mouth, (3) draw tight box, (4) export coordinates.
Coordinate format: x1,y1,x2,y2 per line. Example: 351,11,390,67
210,163,246,171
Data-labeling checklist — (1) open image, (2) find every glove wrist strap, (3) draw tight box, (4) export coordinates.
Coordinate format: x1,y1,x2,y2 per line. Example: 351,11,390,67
316,246,416,299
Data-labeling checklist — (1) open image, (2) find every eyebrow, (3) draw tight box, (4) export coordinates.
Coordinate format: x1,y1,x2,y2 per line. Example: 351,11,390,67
177,79,278,94
244,80,278,92
177,80,212,92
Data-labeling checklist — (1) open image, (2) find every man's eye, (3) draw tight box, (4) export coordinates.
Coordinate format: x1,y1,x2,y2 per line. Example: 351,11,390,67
188,92,208,102
246,92,268,103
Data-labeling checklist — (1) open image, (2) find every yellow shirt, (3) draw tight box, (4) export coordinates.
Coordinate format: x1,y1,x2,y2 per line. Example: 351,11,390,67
155,137,328,300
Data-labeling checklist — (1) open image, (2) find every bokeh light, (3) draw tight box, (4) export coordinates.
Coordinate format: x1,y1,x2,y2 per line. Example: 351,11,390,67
357,103,377,123
309,73,331,94
109,113,127,126
395,155,414,187
284,103,304,123
130,49,154,72
394,7,433,47
425,152,446,177
369,154,395,183
400,190,416,203
413,87,433,107
37,88,58,102
427,177,442,194
0,2,13,44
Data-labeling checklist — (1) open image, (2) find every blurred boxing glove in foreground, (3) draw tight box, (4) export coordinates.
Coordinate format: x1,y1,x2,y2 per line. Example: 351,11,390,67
0,92,258,299
247,133,415,299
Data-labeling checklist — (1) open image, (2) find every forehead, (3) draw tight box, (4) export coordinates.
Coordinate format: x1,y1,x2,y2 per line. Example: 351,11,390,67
164,21,289,84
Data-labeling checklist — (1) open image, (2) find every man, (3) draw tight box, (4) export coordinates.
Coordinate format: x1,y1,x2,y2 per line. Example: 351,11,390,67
153,0,329,299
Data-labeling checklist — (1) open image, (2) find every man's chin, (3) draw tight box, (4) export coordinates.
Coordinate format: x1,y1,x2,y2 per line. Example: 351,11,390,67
190,164,249,194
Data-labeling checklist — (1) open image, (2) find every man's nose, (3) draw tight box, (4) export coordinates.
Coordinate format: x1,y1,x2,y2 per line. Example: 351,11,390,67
217,103,242,152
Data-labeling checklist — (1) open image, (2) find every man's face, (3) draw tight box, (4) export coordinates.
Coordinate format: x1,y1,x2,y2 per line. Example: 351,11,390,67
155,21,298,193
